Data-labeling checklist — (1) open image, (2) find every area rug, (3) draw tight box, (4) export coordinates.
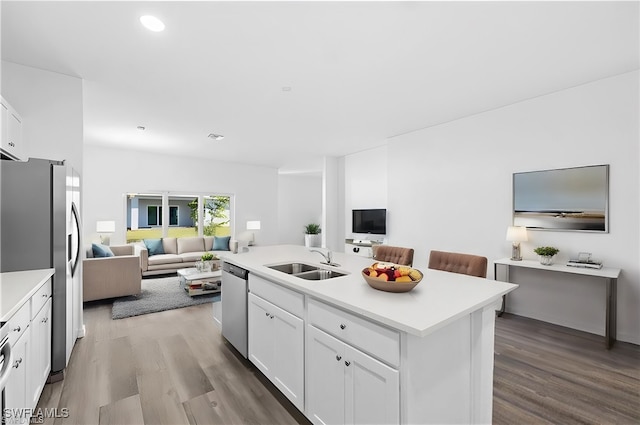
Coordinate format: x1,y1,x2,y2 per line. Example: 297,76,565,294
112,276,220,319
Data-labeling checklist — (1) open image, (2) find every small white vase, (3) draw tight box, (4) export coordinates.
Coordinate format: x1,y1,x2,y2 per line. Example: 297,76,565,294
539,255,554,266
304,234,321,248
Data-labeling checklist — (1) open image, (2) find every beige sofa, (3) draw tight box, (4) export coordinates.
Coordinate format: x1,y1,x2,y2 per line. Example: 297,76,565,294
83,244,141,301
135,236,231,277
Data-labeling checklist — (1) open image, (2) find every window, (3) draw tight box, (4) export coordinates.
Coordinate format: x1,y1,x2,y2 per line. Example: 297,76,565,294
146,205,179,227
126,192,232,242
147,206,159,226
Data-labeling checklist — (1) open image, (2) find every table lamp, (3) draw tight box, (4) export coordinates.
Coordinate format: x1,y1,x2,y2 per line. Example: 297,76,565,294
96,220,116,245
506,226,527,261
246,221,261,245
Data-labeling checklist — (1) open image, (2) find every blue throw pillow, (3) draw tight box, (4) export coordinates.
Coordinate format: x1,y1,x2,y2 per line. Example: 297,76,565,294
144,238,165,256
212,236,231,251
92,243,114,258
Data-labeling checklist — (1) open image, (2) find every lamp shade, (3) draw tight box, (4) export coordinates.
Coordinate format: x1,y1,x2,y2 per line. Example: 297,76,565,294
96,220,116,233
246,220,261,230
506,226,528,242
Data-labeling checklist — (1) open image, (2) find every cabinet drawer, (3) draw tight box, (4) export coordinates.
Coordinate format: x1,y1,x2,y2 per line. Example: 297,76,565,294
308,298,400,367
249,274,304,318
31,279,52,319
5,301,30,348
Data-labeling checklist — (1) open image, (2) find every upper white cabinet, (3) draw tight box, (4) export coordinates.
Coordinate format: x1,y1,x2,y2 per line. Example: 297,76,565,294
1,95,24,161
247,275,305,411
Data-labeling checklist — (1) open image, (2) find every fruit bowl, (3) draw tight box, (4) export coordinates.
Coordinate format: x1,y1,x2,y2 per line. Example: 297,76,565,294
361,264,423,293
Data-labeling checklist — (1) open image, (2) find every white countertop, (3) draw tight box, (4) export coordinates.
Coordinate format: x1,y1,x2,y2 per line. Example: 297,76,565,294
222,245,517,337
0,269,55,323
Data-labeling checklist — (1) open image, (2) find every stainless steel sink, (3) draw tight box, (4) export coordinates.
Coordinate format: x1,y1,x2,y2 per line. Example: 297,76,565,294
266,262,347,280
294,269,347,280
267,263,318,274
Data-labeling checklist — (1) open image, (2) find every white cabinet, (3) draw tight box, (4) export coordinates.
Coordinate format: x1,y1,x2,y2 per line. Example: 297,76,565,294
29,298,52,409
247,275,304,411
1,96,24,161
3,278,51,425
306,325,399,425
4,326,31,424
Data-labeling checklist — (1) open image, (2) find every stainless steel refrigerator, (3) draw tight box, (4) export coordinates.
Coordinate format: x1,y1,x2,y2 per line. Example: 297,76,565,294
0,158,82,380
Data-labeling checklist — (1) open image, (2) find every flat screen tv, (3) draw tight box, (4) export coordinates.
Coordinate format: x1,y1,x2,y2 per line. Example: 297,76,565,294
352,209,386,235
513,164,609,232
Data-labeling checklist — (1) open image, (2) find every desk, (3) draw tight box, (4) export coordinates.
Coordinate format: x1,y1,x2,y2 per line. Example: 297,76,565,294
494,258,621,349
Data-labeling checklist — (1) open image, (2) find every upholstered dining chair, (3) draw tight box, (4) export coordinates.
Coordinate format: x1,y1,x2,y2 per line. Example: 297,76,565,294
373,245,415,266
427,250,488,278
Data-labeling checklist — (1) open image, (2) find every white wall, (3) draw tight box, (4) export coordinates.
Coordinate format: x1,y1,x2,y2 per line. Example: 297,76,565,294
344,145,389,243
381,71,638,344
1,61,83,171
83,145,279,247
277,173,322,245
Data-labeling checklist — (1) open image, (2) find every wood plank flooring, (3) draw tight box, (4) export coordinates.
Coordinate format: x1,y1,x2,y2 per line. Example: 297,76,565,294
36,303,639,424
493,313,639,425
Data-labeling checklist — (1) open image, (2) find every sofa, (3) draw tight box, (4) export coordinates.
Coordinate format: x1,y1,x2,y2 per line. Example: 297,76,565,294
135,236,232,276
83,244,142,301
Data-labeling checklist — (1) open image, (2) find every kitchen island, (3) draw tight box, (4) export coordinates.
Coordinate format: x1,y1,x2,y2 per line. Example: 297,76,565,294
222,245,517,425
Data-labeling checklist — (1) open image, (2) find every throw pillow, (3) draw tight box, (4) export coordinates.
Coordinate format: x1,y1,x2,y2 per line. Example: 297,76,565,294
92,243,114,258
144,238,165,256
212,236,231,251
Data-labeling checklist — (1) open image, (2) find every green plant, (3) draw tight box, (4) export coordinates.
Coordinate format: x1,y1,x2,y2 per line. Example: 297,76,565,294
304,223,321,235
534,246,559,257
201,252,215,261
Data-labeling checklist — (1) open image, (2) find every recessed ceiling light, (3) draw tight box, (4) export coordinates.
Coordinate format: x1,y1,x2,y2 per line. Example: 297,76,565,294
140,15,165,32
137,126,146,131
208,133,224,141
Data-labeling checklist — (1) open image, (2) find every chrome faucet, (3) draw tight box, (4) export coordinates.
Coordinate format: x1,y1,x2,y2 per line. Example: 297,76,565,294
310,249,339,267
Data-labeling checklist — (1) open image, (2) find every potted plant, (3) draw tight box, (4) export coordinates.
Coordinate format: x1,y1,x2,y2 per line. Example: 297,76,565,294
304,223,321,248
534,246,559,265
198,252,219,272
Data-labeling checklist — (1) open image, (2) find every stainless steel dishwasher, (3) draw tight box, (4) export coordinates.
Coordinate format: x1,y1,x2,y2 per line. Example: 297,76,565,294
221,262,249,358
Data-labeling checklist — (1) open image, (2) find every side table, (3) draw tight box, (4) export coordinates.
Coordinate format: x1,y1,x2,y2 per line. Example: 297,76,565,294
494,258,621,349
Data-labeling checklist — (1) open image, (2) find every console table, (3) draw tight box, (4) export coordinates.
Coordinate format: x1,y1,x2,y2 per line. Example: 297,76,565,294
494,258,621,349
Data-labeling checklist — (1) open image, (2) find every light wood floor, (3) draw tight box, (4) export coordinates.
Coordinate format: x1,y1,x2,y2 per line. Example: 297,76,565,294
37,303,639,425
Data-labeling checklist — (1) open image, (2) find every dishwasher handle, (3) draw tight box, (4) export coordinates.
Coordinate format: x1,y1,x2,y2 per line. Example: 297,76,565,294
0,336,13,391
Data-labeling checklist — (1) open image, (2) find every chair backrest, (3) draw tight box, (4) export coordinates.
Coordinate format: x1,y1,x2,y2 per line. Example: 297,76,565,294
428,250,487,278
373,245,415,266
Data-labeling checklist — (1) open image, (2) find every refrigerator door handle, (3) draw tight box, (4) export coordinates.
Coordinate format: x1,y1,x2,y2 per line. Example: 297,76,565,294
69,201,81,277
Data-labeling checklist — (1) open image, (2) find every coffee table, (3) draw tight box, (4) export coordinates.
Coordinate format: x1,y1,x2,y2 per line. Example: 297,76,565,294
177,268,222,297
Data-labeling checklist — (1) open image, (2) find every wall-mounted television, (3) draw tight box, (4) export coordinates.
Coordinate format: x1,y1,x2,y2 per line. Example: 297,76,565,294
513,164,609,232
352,209,387,235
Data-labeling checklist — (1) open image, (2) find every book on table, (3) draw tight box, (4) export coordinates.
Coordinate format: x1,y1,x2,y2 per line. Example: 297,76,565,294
566,259,603,269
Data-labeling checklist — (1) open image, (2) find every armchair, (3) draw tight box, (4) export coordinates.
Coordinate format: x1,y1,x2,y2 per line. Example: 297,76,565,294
83,244,141,301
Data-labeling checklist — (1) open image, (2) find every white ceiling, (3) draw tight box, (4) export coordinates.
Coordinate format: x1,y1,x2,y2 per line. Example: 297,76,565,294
2,1,638,170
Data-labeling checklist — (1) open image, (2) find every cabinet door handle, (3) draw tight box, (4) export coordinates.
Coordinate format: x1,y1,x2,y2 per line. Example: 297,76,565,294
42,294,49,298
344,361,351,367
339,324,346,330
13,326,21,333
265,312,270,317
13,358,22,368
42,317,48,323
336,355,342,361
